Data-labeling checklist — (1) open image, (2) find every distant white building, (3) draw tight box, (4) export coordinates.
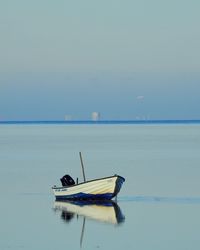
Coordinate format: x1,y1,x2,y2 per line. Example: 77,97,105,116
64,115,72,121
91,112,100,121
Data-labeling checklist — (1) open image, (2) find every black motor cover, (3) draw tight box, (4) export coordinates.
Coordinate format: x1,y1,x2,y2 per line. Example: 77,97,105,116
60,175,75,187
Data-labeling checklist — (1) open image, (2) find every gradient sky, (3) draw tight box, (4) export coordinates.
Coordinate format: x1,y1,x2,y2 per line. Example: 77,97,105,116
0,0,200,120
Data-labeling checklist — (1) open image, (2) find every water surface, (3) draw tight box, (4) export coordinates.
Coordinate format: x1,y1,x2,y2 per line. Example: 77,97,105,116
0,124,200,249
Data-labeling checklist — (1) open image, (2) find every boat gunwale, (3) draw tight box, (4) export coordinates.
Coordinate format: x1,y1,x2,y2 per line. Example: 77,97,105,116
52,175,125,190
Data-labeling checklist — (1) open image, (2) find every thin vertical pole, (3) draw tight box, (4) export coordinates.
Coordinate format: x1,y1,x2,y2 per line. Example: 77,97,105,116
79,152,86,182
80,217,86,248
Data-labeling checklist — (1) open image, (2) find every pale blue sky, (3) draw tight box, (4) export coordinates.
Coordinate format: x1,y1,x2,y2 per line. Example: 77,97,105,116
0,0,200,120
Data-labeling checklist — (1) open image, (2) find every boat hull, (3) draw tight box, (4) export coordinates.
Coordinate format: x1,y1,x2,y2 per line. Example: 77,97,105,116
52,175,125,200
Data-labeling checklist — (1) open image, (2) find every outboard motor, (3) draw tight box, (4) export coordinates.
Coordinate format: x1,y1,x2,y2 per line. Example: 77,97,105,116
60,175,75,187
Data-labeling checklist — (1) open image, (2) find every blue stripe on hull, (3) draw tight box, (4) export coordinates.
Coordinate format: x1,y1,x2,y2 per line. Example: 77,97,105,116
55,192,114,201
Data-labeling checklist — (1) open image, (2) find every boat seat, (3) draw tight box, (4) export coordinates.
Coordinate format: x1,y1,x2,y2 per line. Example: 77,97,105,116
60,174,75,187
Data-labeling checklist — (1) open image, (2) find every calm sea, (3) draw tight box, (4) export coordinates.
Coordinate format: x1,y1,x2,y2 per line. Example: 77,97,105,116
0,123,200,249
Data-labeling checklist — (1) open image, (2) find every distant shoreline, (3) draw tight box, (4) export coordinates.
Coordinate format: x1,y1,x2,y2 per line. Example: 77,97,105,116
0,120,200,125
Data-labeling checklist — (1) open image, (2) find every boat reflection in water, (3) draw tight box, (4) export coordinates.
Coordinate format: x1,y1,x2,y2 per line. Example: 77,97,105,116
54,200,125,248
54,200,125,225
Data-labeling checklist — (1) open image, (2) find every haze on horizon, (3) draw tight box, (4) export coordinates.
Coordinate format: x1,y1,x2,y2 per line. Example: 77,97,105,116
0,0,200,121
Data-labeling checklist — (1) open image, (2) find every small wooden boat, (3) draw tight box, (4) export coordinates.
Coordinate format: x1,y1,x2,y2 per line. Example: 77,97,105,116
52,174,125,200
52,152,125,201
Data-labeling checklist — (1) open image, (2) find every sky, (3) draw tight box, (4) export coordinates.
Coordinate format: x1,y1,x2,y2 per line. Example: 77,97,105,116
0,0,200,120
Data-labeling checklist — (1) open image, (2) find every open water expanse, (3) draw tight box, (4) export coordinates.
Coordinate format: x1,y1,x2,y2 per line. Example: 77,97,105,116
1,123,200,250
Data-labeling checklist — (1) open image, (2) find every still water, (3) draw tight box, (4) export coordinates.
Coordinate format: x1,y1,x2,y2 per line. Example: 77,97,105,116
0,124,200,249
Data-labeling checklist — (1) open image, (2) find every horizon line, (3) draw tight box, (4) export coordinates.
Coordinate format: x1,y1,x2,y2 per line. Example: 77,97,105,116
0,119,200,125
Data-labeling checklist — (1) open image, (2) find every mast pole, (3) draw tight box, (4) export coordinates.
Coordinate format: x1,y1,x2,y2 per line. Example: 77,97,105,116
79,152,86,182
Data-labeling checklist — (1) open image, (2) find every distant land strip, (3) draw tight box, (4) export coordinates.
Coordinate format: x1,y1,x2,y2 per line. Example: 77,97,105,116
0,120,200,125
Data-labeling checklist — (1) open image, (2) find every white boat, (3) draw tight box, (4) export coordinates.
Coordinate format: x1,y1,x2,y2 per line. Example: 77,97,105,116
52,175,125,200
54,200,125,225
